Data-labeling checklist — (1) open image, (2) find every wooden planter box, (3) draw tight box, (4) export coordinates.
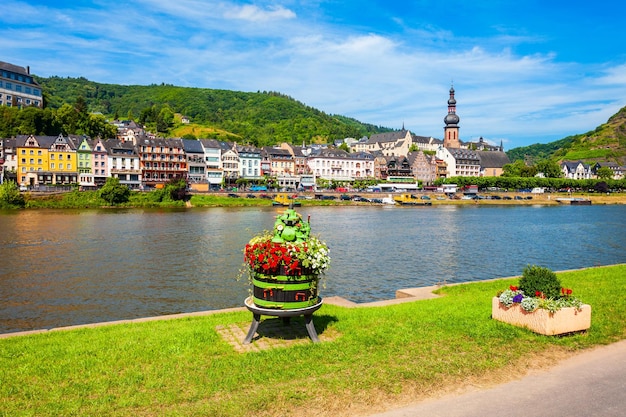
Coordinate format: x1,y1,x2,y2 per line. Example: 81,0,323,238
492,297,591,335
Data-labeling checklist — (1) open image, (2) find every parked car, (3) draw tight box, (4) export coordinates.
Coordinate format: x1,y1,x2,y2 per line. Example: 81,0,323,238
227,193,240,198
340,194,351,201
246,194,256,198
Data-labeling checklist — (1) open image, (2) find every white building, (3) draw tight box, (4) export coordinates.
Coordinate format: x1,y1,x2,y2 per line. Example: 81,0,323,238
307,148,374,181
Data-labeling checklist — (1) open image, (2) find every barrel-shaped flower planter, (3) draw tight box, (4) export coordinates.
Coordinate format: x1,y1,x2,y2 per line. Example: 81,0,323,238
244,207,329,310
252,270,319,309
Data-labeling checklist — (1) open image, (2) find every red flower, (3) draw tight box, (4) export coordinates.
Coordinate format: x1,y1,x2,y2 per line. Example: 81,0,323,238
535,291,545,299
510,285,518,291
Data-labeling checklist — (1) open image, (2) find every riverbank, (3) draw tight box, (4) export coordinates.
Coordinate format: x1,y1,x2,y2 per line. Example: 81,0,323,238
188,191,626,208
1,264,624,416
12,188,626,210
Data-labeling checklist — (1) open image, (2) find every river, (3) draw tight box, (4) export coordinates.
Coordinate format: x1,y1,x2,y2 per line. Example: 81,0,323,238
1,204,625,334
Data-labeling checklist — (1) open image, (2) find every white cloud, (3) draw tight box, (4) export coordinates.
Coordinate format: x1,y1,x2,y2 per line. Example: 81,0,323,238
1,0,625,148
223,4,296,21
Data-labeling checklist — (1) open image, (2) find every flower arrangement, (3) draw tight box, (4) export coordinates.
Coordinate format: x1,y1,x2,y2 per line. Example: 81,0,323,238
243,208,330,277
497,265,584,313
244,232,330,276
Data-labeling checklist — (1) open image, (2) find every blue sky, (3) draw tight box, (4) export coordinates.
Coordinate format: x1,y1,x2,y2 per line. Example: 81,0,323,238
2,0,625,149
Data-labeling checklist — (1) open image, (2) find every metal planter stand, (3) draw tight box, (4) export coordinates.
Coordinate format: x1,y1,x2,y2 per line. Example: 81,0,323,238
243,296,323,344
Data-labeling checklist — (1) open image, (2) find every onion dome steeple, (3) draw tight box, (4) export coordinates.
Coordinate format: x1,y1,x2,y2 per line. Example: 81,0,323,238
444,86,460,127
443,85,461,148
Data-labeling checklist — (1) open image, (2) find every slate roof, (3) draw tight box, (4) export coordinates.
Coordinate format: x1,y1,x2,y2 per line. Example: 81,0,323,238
182,139,204,153
0,61,31,76
448,148,480,161
368,130,409,143
475,151,510,168
310,148,350,159
198,139,221,150
15,135,59,149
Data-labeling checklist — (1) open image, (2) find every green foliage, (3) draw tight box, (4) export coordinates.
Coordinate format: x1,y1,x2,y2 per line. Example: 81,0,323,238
502,160,537,177
436,175,626,191
507,105,626,166
0,102,116,138
596,166,614,180
519,265,561,299
98,177,130,205
535,159,563,178
24,189,103,209
0,180,25,209
163,179,188,201
34,76,392,146
507,136,576,163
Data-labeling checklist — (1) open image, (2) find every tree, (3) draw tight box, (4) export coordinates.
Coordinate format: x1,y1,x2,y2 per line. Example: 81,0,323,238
56,103,79,134
535,159,562,178
83,114,118,139
98,177,130,205
163,179,188,201
594,181,609,193
596,166,614,180
0,180,25,209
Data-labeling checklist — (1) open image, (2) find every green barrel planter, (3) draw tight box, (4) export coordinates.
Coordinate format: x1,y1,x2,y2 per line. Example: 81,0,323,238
252,269,319,309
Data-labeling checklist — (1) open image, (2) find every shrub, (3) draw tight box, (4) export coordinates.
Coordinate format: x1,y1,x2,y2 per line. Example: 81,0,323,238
519,265,561,299
0,180,25,209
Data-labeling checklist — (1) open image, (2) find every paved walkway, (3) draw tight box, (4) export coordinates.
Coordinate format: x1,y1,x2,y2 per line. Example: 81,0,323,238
369,339,626,417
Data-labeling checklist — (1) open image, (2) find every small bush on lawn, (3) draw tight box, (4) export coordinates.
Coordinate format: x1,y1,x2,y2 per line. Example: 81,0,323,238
519,265,561,299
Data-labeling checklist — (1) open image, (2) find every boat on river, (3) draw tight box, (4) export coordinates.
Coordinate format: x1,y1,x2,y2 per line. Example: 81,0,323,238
556,197,592,205
393,193,432,206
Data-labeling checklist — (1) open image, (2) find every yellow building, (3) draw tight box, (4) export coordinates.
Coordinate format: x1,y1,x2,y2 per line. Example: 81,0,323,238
16,134,78,187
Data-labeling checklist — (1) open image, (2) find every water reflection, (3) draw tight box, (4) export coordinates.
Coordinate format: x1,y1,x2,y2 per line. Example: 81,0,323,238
1,205,625,333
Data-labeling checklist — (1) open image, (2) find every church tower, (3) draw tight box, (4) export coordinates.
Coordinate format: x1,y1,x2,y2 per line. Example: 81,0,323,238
443,86,461,148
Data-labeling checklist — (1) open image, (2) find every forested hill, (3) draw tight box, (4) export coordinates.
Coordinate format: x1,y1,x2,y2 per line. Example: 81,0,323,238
506,105,626,165
35,76,392,146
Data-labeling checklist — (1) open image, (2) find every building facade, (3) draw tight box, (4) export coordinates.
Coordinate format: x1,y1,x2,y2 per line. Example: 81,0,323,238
0,61,43,109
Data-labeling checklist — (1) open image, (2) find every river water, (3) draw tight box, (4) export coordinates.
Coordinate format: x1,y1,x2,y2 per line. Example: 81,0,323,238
1,205,625,334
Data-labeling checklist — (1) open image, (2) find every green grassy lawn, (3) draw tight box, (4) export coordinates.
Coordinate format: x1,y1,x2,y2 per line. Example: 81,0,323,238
1,265,624,416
